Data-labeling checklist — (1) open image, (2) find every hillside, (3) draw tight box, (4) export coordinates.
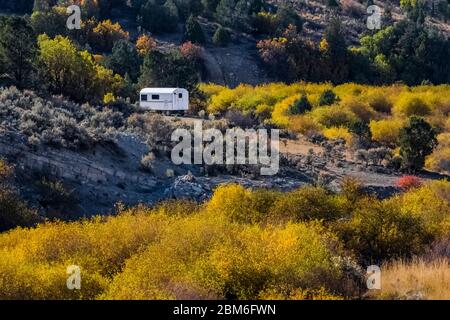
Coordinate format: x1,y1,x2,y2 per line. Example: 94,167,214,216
0,0,450,301
108,0,450,86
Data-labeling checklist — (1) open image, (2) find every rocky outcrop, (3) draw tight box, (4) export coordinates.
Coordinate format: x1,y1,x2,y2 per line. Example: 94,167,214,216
164,173,212,202
163,172,309,203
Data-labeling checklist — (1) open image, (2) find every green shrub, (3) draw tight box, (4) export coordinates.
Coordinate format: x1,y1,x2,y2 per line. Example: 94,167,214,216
289,94,312,115
399,117,438,172
319,89,338,106
184,15,206,44
212,25,231,46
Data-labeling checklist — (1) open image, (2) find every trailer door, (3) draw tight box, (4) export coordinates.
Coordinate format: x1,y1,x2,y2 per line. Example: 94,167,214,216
176,90,186,110
173,91,178,110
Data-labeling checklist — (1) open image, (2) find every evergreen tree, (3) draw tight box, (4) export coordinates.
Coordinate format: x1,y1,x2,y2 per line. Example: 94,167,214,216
399,116,438,172
189,0,204,17
215,0,252,31
139,0,179,33
319,89,338,106
215,0,236,26
212,26,231,46
321,17,349,83
120,73,137,102
289,94,312,115
0,16,36,88
327,0,340,10
359,19,450,85
104,40,141,81
184,15,206,44
202,0,220,14
165,0,180,21
139,50,199,92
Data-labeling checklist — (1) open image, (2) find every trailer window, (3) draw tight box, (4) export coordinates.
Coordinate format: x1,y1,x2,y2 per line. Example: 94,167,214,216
178,93,183,99
141,94,147,101
151,94,160,100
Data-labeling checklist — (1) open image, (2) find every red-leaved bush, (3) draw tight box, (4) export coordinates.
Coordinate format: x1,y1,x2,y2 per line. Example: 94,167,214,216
396,175,423,190
180,41,204,61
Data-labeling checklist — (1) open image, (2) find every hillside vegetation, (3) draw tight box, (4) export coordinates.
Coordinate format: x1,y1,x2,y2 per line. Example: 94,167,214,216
1,0,450,301
201,82,450,173
1,0,450,100
0,179,449,300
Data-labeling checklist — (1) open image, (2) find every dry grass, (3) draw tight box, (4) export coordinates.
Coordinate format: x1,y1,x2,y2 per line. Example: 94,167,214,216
371,258,450,300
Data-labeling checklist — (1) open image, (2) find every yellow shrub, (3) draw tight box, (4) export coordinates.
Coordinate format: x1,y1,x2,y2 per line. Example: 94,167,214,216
365,91,393,113
103,210,233,299
289,115,323,136
341,97,375,122
0,250,109,299
269,187,344,222
0,208,173,277
370,118,404,145
259,287,344,300
272,94,300,127
198,83,227,99
323,127,354,145
434,96,450,115
0,159,13,179
393,93,431,117
207,84,252,114
425,148,450,174
393,180,450,237
332,197,432,261
255,104,273,121
103,220,350,300
1,179,449,300
103,92,116,104
425,133,450,174
311,105,358,128
206,184,278,223
334,83,367,99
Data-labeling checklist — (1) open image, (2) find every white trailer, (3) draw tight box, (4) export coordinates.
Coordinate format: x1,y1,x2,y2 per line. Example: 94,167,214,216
139,88,189,112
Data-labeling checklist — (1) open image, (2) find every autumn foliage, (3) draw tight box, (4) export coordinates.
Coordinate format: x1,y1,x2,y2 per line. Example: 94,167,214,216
0,180,449,299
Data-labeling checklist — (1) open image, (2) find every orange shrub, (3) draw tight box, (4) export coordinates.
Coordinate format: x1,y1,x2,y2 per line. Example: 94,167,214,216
396,175,423,191
136,34,157,56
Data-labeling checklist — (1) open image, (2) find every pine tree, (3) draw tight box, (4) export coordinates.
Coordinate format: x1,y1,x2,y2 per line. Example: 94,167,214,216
399,116,438,172
0,16,36,88
184,15,206,44
104,40,141,80
212,25,231,46
202,0,220,14
289,94,312,115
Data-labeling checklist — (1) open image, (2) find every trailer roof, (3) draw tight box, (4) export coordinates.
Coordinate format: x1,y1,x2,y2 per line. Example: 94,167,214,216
140,88,185,93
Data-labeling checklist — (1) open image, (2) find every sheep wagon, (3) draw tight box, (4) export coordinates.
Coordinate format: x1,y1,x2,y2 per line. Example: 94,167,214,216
139,88,189,114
